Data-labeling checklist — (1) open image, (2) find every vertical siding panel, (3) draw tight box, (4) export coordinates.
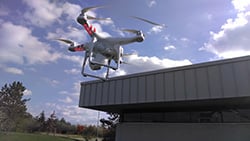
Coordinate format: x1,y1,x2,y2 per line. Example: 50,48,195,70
79,57,250,110
84,84,91,106
146,75,155,102
138,76,146,103
96,83,103,105
79,85,85,106
196,68,210,99
115,80,122,104
109,81,116,105
233,62,250,96
130,77,138,103
90,84,96,106
174,71,186,100
220,64,237,97
155,73,165,102
207,66,223,98
184,69,197,100
122,79,130,104
102,82,109,105
247,60,250,92
165,72,175,101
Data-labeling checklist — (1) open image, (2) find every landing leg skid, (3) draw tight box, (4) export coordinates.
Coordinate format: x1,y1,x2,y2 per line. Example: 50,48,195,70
89,58,118,70
80,49,120,81
81,58,111,81
82,72,107,81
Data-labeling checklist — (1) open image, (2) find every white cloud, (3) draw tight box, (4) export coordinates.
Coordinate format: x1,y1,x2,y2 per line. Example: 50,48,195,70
147,0,157,8
91,23,112,38
64,68,80,75
0,22,84,74
206,14,213,21
72,81,81,97
43,78,60,87
61,55,83,66
110,54,192,77
232,0,250,12
23,0,112,41
62,2,82,21
47,26,87,44
22,0,81,27
200,0,250,59
0,22,61,66
44,2,112,43
164,45,176,50
51,80,60,85
23,0,63,27
59,91,69,95
59,96,73,104
148,25,164,34
58,81,81,101
0,65,24,75
5,67,24,75
24,89,32,96
180,37,189,42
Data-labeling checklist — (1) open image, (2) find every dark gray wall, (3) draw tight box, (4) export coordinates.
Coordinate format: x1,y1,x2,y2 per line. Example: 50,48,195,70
116,123,250,141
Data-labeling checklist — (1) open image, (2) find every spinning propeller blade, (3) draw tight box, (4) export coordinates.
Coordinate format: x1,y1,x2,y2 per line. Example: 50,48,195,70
81,6,104,14
123,52,137,57
56,38,74,44
121,29,140,34
81,6,110,21
86,15,111,21
131,16,166,27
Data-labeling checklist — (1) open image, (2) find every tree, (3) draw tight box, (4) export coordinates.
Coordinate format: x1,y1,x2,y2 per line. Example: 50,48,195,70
100,113,119,141
77,124,85,134
36,111,46,132
46,111,57,135
17,112,39,132
56,117,73,134
82,125,98,141
0,81,30,132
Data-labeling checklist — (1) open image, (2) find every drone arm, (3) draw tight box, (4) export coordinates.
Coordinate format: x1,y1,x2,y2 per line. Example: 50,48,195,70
81,51,90,77
77,14,96,38
68,44,85,52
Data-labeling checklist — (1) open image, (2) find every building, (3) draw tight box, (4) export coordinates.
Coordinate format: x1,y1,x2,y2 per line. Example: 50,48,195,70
79,56,250,141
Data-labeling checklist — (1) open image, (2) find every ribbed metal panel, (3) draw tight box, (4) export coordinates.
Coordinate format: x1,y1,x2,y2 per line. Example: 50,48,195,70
79,56,250,112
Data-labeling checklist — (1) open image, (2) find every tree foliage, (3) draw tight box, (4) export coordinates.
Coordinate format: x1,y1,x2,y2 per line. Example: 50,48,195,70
100,113,120,141
0,81,30,131
0,81,116,140
36,111,46,131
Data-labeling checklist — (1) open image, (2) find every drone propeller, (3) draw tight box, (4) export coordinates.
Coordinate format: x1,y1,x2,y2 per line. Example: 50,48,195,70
81,6,104,14
56,38,74,46
121,29,142,35
131,16,166,27
81,6,110,21
86,15,111,21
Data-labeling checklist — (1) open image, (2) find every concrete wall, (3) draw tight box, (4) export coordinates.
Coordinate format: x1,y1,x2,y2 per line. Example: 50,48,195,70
116,123,250,141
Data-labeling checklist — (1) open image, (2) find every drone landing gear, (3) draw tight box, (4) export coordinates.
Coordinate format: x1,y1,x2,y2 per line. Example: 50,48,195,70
82,71,107,81
81,58,118,81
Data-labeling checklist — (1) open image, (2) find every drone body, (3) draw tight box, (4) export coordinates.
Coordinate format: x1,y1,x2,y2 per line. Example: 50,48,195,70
57,6,164,80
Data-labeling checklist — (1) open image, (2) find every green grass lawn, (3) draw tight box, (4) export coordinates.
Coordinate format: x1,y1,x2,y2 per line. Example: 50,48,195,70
0,132,76,141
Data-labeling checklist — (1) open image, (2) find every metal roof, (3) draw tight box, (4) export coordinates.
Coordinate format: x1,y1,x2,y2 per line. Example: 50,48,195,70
79,56,250,113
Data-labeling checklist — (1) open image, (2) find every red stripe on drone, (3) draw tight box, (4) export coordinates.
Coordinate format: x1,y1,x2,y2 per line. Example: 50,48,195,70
74,45,85,51
83,24,96,36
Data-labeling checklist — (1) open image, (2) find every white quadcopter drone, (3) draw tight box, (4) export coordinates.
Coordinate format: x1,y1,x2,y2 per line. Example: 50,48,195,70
57,6,165,80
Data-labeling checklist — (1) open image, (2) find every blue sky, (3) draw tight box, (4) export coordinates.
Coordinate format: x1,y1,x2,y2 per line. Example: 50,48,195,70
1,0,250,124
